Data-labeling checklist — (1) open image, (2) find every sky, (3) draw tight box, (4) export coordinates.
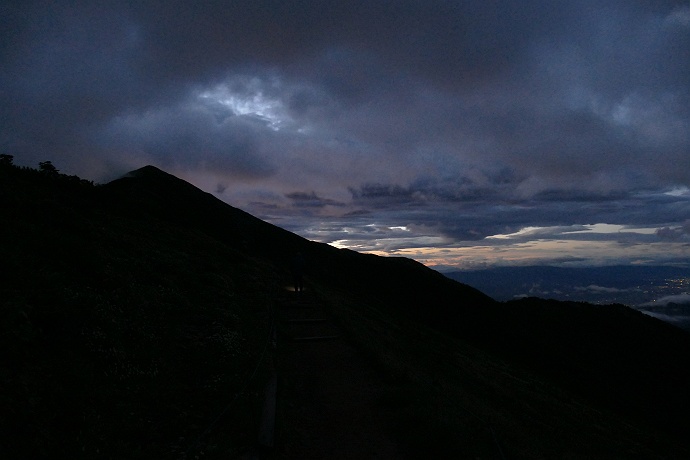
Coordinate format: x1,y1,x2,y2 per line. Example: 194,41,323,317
2,0,689,270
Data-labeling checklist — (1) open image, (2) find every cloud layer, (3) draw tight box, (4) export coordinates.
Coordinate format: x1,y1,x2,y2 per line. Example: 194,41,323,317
2,1,689,268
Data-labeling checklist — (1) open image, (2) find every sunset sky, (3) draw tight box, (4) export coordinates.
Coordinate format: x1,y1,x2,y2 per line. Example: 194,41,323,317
2,1,689,270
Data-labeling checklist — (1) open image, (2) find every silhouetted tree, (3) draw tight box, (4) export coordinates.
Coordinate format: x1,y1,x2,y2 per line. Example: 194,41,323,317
0,154,13,167
38,161,59,175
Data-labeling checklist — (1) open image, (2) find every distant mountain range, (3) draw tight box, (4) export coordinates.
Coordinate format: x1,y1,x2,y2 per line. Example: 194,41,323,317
446,265,689,304
2,160,690,458
446,265,690,331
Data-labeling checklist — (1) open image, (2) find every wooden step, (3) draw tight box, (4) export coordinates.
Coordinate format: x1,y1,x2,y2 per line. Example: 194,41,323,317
290,335,340,342
278,301,318,309
281,318,328,324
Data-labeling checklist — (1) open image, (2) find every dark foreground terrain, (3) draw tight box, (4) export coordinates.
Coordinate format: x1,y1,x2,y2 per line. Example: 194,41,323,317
2,159,690,458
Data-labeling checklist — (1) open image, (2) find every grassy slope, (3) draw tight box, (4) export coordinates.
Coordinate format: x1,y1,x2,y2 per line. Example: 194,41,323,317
0,166,280,458
312,279,690,459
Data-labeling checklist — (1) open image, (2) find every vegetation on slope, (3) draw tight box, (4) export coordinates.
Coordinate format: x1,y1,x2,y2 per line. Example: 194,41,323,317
1,159,278,458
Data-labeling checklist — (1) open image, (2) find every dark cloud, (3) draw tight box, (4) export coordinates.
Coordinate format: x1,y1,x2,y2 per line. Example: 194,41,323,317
318,178,690,252
656,220,690,241
285,191,346,208
2,1,689,268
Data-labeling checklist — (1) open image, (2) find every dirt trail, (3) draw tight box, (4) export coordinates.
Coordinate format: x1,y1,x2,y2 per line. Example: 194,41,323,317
272,290,401,459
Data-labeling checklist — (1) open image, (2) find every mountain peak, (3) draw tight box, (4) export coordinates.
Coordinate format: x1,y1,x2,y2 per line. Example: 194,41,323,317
123,165,172,179
111,165,199,194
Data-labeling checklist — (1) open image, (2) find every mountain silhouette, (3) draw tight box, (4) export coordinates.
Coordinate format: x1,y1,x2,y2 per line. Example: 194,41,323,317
103,165,496,321
2,162,690,458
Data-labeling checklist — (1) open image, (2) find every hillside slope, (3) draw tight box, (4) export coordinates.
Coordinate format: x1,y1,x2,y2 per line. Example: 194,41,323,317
102,165,496,315
2,162,690,458
107,166,690,451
